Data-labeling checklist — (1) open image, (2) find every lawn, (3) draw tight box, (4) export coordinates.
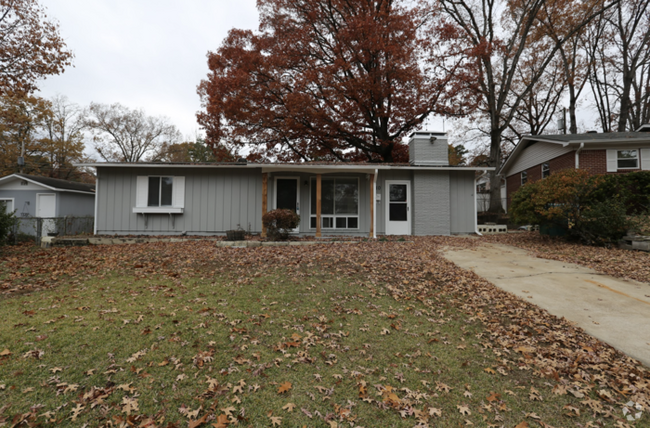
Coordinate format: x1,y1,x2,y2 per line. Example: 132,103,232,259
0,237,648,427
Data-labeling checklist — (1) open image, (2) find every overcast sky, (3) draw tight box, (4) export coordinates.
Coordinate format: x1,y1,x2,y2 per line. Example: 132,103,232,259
39,0,260,141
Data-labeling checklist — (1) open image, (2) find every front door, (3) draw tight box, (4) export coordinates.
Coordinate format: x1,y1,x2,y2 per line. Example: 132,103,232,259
385,181,411,235
274,177,300,232
36,193,57,236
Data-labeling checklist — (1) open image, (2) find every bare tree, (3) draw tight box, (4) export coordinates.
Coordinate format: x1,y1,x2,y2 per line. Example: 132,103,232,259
84,103,181,162
437,0,616,211
588,0,650,131
41,94,84,179
505,56,566,145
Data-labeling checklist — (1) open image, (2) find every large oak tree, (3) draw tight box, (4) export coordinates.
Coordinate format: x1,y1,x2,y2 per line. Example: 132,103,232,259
0,0,73,95
197,0,470,163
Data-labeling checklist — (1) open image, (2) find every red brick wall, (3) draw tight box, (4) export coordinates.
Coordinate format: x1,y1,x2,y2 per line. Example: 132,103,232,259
548,151,575,173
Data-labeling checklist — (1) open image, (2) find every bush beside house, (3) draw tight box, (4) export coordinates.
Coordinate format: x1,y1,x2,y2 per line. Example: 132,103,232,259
262,209,300,241
510,170,650,245
0,203,17,246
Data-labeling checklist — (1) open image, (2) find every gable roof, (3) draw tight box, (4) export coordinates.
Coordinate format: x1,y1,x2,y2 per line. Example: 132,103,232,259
0,174,95,194
499,131,650,176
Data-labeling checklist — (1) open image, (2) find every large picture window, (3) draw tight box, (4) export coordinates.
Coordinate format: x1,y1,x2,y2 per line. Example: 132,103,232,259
309,178,359,229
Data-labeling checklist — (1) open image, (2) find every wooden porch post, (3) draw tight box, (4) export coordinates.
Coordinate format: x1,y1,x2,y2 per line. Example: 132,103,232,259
369,174,374,238
261,173,268,238
316,174,322,238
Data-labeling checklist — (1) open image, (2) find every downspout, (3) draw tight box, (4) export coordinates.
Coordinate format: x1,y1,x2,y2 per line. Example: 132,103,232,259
93,175,98,235
373,169,378,239
575,142,584,168
474,172,483,236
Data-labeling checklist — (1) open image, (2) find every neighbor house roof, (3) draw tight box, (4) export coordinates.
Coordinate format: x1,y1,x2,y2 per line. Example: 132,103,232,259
0,174,95,194
499,131,650,176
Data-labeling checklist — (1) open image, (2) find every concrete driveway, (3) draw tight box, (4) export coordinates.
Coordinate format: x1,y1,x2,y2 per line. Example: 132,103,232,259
442,243,650,367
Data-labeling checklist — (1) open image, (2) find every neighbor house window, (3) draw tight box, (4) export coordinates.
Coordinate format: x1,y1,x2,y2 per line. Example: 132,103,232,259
542,163,550,178
617,150,638,169
521,171,527,185
309,178,359,229
148,176,173,207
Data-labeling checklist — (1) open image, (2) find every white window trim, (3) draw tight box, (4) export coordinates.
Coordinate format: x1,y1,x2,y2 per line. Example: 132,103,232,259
133,175,185,214
541,163,550,178
617,149,639,169
641,148,650,171
309,177,360,230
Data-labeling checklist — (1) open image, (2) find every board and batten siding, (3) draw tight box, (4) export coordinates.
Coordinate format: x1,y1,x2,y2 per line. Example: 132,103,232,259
58,193,95,217
506,142,573,176
449,171,475,234
96,167,263,234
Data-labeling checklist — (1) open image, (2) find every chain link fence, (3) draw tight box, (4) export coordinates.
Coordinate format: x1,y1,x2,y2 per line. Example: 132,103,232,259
8,216,94,244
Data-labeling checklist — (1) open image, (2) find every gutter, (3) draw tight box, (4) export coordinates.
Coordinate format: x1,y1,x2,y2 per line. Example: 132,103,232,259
575,142,585,168
93,176,98,235
373,169,378,239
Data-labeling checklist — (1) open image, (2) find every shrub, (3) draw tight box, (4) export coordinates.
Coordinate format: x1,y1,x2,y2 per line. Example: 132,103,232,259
510,169,642,246
262,209,300,241
0,203,18,246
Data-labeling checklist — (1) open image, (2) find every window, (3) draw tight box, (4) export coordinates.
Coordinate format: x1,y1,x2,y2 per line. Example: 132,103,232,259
148,176,173,207
542,163,550,178
309,178,359,229
617,150,638,169
0,199,14,214
134,176,185,213
521,171,527,185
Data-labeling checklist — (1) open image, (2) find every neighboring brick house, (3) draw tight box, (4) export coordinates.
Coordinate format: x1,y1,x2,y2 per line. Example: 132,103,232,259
499,125,650,210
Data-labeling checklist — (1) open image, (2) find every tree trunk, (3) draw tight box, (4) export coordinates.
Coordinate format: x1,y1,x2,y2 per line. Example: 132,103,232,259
488,128,504,213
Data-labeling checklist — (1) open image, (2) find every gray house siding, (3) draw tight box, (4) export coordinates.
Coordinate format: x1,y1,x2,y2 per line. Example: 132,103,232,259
96,167,263,235
0,190,38,217
58,193,95,217
412,171,450,236
449,171,476,234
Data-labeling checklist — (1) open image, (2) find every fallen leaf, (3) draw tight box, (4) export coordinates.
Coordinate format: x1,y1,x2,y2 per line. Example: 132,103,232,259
277,381,292,394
